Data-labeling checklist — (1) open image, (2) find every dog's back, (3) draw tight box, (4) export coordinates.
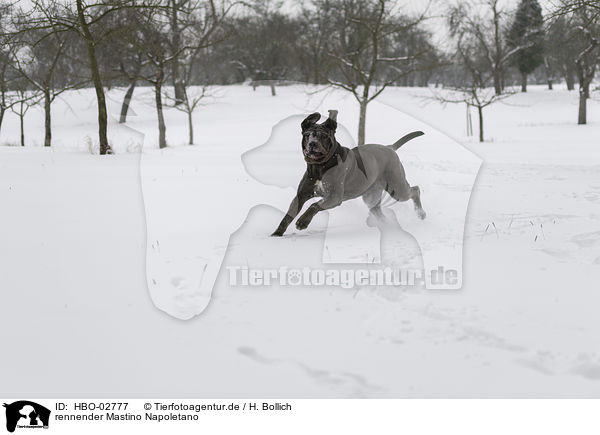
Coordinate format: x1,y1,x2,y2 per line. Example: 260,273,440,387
342,130,424,200
348,130,424,173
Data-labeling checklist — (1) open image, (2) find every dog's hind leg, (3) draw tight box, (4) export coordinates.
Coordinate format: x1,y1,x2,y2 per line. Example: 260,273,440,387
383,163,426,220
362,184,385,227
410,186,426,220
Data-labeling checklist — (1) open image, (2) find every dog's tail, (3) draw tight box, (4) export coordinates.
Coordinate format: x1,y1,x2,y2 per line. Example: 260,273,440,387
388,131,424,151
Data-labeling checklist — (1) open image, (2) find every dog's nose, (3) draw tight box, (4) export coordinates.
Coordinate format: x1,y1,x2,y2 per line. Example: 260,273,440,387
308,141,318,149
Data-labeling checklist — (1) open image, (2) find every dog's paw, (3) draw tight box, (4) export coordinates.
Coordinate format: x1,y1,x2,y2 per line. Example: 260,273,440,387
271,228,285,237
366,214,381,228
416,208,426,220
295,218,310,231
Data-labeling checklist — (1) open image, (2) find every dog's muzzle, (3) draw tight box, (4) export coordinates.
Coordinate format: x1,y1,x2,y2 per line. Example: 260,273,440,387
302,132,338,164
303,143,326,160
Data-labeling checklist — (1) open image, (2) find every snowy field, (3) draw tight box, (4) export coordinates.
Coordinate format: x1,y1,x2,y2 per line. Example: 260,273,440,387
0,84,599,397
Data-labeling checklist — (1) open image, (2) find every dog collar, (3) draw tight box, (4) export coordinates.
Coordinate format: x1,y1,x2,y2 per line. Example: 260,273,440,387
306,141,349,180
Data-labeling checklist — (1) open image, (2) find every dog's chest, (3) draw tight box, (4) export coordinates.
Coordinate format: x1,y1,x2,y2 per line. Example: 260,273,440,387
314,179,326,195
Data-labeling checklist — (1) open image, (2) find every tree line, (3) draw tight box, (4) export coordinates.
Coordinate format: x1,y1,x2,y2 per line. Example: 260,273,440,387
0,0,598,152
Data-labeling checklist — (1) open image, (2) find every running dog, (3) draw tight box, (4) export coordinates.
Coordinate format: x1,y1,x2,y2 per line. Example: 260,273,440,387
271,110,425,236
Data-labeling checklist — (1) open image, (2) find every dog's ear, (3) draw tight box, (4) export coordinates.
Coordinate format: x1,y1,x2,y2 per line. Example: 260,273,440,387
322,110,338,132
301,112,321,132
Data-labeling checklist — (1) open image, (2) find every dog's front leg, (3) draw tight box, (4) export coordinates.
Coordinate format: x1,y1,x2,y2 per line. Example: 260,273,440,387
271,174,315,236
295,192,343,231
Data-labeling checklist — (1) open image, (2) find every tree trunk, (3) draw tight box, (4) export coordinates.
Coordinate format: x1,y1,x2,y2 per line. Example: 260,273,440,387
77,0,110,155
155,67,167,149
358,99,367,146
466,103,473,136
478,105,484,143
173,62,185,101
0,62,8,135
19,102,25,147
174,81,186,105
0,66,5,134
270,83,276,96
493,68,502,95
493,7,503,95
565,65,575,91
578,87,587,125
119,80,136,124
521,72,527,92
0,100,5,136
583,80,590,99
44,90,52,147
544,59,553,90
169,0,185,105
187,109,194,145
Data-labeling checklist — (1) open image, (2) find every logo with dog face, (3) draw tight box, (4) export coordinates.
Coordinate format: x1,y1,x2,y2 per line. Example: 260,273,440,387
246,110,480,290
3,401,50,432
141,100,481,319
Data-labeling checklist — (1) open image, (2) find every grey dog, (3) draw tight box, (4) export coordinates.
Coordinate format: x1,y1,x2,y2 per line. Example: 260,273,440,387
271,110,426,237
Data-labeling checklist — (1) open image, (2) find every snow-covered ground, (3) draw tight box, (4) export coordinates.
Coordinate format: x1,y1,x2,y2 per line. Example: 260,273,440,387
0,84,599,397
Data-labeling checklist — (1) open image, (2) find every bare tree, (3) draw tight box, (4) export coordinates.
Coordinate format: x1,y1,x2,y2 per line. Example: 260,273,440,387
297,2,334,84
166,0,232,104
3,35,42,147
551,0,600,124
129,6,172,148
10,85,40,147
0,1,17,135
434,31,514,142
167,0,231,142
6,21,82,146
166,83,211,144
17,0,148,154
116,51,145,124
227,8,300,96
123,0,229,147
573,13,599,124
97,7,147,124
544,15,579,90
552,0,600,15
0,50,12,135
449,0,534,95
169,0,187,105
318,0,435,145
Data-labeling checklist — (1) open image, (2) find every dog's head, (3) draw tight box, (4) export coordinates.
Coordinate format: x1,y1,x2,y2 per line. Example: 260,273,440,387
301,110,338,163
